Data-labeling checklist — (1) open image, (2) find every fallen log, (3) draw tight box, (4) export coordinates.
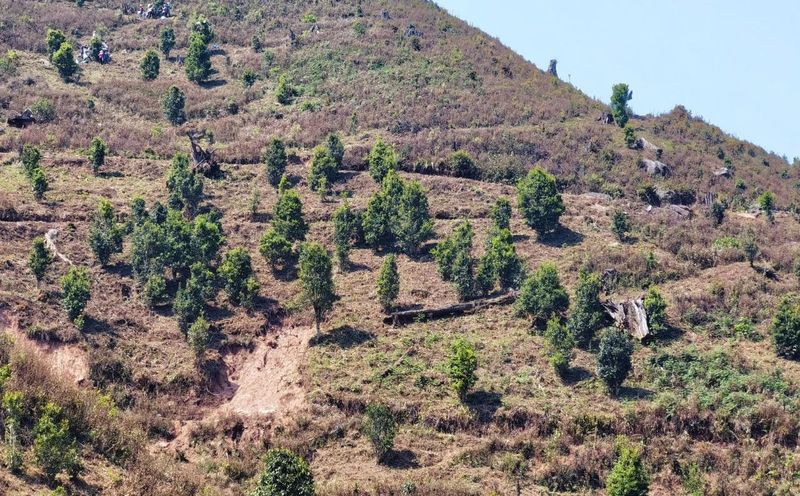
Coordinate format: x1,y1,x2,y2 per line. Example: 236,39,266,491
44,229,74,266
384,291,517,326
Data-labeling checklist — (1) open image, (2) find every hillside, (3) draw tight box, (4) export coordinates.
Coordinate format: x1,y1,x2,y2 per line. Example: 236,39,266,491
1,1,800,495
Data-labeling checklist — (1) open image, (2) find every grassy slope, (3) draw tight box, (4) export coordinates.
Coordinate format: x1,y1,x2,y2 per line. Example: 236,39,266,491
1,1,800,495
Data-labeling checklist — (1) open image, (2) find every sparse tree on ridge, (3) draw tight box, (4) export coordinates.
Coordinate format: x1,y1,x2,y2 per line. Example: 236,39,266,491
610,83,633,127
377,254,400,312
516,167,564,236
299,242,336,338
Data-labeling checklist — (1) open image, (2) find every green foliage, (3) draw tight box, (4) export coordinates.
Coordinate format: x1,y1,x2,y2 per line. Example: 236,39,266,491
130,219,169,282
623,124,637,148
433,220,474,283
259,228,293,272
597,328,634,396
28,237,53,284
191,16,215,44
362,171,403,251
377,254,400,312
251,449,314,496
191,213,226,265
758,191,776,222
610,83,633,127
545,317,574,376
46,29,66,57
264,138,288,187
241,68,258,87
491,197,512,231
772,295,800,359
516,167,564,236
273,188,308,242
709,201,725,226
485,228,523,290
61,267,91,325
332,202,359,267
515,263,569,324
219,248,259,307
162,85,186,125
643,287,668,337
173,282,205,333
30,167,49,201
251,35,262,52
326,133,345,168
89,34,103,61
143,275,168,308
448,338,477,400
606,444,649,496
301,13,317,23
166,153,204,215
87,136,108,175
448,150,477,178
0,49,19,77
299,242,336,336
637,183,659,205
185,33,212,83
363,404,398,461
367,137,398,183
159,27,176,57
140,50,160,80
742,231,759,267
395,180,433,255
33,403,82,482
31,98,57,123
275,74,295,105
308,145,338,192
187,315,211,356
21,144,41,178
89,198,123,266
52,42,79,82
611,210,630,241
566,271,606,347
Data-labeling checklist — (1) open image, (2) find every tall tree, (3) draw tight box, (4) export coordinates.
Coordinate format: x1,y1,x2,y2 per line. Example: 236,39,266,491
89,198,123,266
298,242,336,337
185,33,211,84
377,254,400,312
166,153,204,215
516,167,564,236
610,83,633,127
566,270,606,347
162,85,186,125
332,202,359,267
367,137,398,183
396,180,433,255
28,237,53,287
264,138,288,187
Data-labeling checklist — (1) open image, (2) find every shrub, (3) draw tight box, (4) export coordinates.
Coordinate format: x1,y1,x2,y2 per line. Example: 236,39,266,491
275,74,295,105
377,254,400,312
87,136,108,175
192,16,215,44
218,248,258,307
491,197,512,230
448,338,477,400
308,146,337,192
758,191,776,222
140,50,160,80
264,139,287,187
259,228,293,272
21,144,41,178
166,153,203,215
610,83,633,127
273,188,308,242
363,404,398,461
643,287,667,337
566,271,606,347
29,237,53,286
545,317,574,376
173,282,204,333
162,86,186,125
31,98,57,123
33,403,82,482
486,228,523,290
597,328,633,396
301,13,317,23
362,171,403,251
130,220,169,282
30,167,48,201
191,213,225,265
46,29,66,57
742,231,758,267
433,221,473,282
159,27,176,57
637,184,659,205
516,167,564,236
367,137,398,183
61,267,91,325
611,210,630,241
185,33,211,83
89,198,123,266
326,133,345,168
89,34,103,61
143,275,168,307
332,202,359,267
187,315,211,357
623,124,637,148
772,295,800,359
251,35,262,52
252,449,314,496
299,242,336,337
448,150,477,178
52,42,79,82
709,201,725,226
515,263,569,324
606,444,649,496
396,180,433,255
240,68,258,87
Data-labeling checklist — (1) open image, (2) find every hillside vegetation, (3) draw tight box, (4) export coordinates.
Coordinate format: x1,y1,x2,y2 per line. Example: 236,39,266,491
1,1,800,495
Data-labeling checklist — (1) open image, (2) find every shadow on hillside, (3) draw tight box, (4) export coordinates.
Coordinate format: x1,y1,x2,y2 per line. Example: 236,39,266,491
82,316,116,336
512,234,530,243
617,385,653,401
311,325,375,348
99,170,125,178
105,262,132,279
341,261,370,273
562,366,592,385
644,325,684,346
466,390,502,423
337,170,359,183
272,265,298,282
540,225,584,247
383,449,419,469
250,212,272,223
199,79,227,89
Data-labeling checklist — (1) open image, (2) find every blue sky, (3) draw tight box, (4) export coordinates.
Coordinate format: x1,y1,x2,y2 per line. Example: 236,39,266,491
436,0,800,161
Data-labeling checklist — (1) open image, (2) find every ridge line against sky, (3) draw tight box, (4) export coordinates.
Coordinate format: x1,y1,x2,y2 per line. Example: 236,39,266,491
435,0,800,161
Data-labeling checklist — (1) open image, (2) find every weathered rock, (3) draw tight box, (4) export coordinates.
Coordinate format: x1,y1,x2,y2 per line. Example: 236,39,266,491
666,204,692,218
405,24,421,37
637,137,663,158
547,59,558,77
641,159,670,176
713,167,732,177
7,109,35,128
45,229,74,266
598,112,614,124
602,298,649,340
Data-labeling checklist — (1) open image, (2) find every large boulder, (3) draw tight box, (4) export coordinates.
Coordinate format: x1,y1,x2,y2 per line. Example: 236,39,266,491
640,159,670,176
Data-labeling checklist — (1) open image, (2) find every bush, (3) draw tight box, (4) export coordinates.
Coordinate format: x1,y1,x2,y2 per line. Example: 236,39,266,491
772,295,800,359
610,83,633,127
273,188,308,242
758,191,776,222
377,254,400,312
61,267,91,325
606,444,649,496
623,124,637,148
643,287,667,337
333,202,359,267
31,98,56,123
486,228,523,290
545,317,574,376
275,74,295,105
159,27,176,57
185,33,211,83
28,237,53,285
308,145,337,192
709,201,725,226
326,133,345,168
299,242,336,337
143,275,168,307
30,167,48,201
448,338,477,400
396,180,433,255
259,228,293,272
362,171,403,251
46,29,66,57
87,136,108,175
140,50,160,80
515,263,569,324
89,198,123,266
742,231,759,267
367,137,398,183
52,42,79,82
219,248,258,307
566,271,605,347
597,328,633,396
173,282,204,333
166,153,203,215
516,167,564,236
162,86,186,125
491,197,512,230
433,220,473,282
252,449,314,496
21,144,41,177
448,150,477,178
241,68,257,87
33,403,82,482
264,139,287,187
637,184,659,206
363,404,398,461
187,315,211,357
251,35,262,52
611,210,630,241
